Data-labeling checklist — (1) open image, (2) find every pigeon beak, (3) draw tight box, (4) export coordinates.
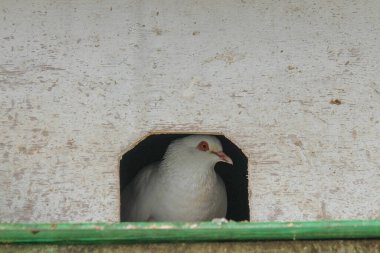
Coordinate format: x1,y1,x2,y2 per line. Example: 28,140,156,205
212,151,233,165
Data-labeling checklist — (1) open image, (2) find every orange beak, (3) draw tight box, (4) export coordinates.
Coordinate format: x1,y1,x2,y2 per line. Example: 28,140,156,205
212,151,233,165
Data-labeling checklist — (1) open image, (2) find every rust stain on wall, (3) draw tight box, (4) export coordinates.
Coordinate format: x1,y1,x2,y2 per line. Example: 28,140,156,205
330,99,342,105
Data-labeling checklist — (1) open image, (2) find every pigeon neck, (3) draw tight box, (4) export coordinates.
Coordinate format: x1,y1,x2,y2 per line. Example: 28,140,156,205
160,148,218,182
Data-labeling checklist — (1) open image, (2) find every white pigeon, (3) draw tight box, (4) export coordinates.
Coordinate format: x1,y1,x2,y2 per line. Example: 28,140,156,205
121,135,233,222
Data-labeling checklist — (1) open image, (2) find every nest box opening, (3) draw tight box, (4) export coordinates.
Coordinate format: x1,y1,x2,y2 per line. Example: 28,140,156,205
119,133,249,222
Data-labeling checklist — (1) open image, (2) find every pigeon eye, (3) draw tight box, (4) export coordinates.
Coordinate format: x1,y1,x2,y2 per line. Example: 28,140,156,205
197,141,209,151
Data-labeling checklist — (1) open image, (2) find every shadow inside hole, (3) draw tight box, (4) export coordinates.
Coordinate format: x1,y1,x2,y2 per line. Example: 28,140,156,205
120,134,249,221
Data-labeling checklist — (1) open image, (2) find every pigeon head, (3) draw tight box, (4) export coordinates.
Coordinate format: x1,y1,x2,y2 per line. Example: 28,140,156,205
166,135,233,166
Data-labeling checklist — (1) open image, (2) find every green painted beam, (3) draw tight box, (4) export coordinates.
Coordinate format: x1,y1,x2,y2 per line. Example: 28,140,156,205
0,220,379,244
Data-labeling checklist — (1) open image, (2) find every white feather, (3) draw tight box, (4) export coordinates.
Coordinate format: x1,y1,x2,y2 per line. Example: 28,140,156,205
121,135,229,222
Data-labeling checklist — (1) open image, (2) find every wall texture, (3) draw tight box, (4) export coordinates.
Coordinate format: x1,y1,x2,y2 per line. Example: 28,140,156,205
0,0,379,222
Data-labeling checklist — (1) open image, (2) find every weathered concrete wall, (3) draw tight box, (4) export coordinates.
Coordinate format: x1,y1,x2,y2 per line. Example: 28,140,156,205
0,0,379,222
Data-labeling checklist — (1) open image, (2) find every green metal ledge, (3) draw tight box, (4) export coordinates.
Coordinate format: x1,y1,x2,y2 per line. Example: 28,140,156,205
1,220,379,244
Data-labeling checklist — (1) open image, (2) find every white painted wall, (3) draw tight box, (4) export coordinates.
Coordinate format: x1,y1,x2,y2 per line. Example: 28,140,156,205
1,0,379,222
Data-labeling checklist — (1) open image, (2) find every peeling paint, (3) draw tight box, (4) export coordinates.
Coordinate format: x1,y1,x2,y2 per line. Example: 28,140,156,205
203,50,245,65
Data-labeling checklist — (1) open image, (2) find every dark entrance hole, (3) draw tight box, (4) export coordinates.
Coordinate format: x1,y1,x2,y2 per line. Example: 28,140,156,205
120,133,249,221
